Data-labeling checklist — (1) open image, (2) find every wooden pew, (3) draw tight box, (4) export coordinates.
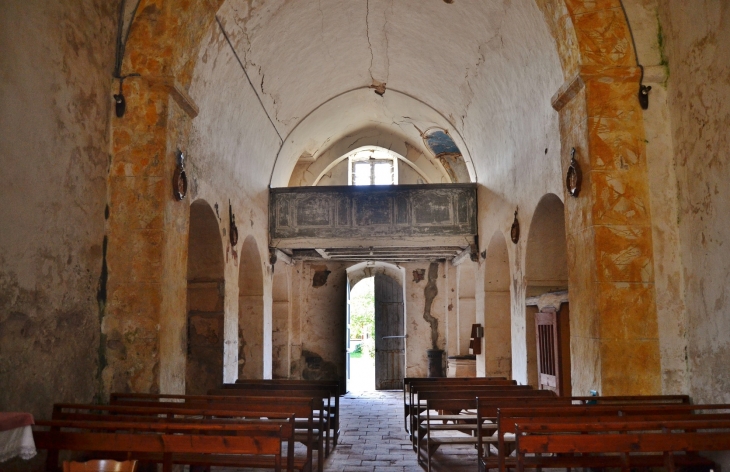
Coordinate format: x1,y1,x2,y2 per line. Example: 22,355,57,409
110,393,323,472
403,377,515,432
514,417,730,472
209,387,335,458
415,390,557,472
51,403,305,472
410,386,543,445
407,382,531,438
222,380,340,448
483,400,730,472
34,419,283,472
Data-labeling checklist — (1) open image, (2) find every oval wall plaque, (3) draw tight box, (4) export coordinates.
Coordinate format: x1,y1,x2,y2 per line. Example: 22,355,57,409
566,147,582,197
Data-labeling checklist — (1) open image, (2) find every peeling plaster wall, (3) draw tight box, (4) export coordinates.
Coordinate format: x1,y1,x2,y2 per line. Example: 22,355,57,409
0,0,116,430
656,0,730,403
289,262,347,383
403,262,448,377
187,16,283,381
287,127,452,187
459,0,563,384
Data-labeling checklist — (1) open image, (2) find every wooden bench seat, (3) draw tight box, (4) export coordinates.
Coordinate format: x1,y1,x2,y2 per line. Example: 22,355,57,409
403,377,514,432
34,419,284,472
220,381,340,450
109,393,323,472
51,402,308,472
482,400,730,472
408,384,537,439
413,389,557,472
514,417,730,472
208,386,335,458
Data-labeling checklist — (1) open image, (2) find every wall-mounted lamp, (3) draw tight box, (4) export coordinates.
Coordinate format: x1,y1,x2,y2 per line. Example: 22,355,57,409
113,79,126,118
229,201,238,247
172,150,187,201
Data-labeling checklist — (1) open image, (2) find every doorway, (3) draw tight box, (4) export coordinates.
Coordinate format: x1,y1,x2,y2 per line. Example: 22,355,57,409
346,262,406,391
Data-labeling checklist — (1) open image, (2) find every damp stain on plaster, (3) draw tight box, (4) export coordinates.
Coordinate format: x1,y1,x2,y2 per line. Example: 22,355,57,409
423,262,440,349
301,349,338,381
312,265,331,287
413,268,425,283
95,234,109,400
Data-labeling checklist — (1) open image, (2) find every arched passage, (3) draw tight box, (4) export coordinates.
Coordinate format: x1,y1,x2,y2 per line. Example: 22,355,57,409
186,200,225,395
525,194,570,394
238,236,265,379
483,231,512,378
347,262,406,390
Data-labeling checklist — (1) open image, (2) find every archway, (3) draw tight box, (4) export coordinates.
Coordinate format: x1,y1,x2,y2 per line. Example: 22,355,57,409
525,194,570,394
186,200,225,394
238,235,265,379
483,231,512,378
347,262,406,391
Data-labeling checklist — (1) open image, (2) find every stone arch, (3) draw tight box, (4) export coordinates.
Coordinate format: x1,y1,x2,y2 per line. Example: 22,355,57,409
238,235,265,379
186,199,225,394
525,194,568,295
483,230,512,378
347,261,406,289
523,193,569,390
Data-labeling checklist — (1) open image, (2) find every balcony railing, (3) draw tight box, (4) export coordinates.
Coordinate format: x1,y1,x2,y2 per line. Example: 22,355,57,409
269,184,477,251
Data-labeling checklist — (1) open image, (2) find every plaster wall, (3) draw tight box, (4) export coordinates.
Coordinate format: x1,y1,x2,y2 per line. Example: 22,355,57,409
289,262,347,383
457,262,477,356
656,0,730,403
271,263,292,379
288,127,449,187
403,262,448,377
462,0,563,384
618,0,689,396
186,16,284,381
0,0,116,426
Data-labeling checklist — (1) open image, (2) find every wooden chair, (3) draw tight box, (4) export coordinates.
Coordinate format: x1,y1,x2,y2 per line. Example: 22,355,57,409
63,460,137,472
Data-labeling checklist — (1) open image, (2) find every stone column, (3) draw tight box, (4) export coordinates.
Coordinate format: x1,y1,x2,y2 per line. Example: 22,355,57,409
103,75,198,395
554,66,661,395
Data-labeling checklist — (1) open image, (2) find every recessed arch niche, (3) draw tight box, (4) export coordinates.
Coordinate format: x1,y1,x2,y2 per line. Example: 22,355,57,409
186,199,225,395
524,193,569,391
483,230,512,378
238,235,265,379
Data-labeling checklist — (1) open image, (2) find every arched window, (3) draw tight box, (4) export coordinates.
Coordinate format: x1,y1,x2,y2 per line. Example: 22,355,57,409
347,147,399,185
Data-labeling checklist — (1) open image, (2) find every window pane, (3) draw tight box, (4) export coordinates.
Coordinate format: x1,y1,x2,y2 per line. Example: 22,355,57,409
373,162,393,185
353,162,371,185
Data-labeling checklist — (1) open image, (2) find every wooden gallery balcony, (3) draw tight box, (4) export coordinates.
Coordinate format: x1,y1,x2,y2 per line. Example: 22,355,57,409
269,184,478,262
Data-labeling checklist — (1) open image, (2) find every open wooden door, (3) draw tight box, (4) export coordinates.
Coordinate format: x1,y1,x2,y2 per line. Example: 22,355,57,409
374,273,405,390
345,277,351,388
535,304,571,395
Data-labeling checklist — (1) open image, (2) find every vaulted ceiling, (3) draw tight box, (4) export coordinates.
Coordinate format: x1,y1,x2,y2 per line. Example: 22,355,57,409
187,0,564,192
